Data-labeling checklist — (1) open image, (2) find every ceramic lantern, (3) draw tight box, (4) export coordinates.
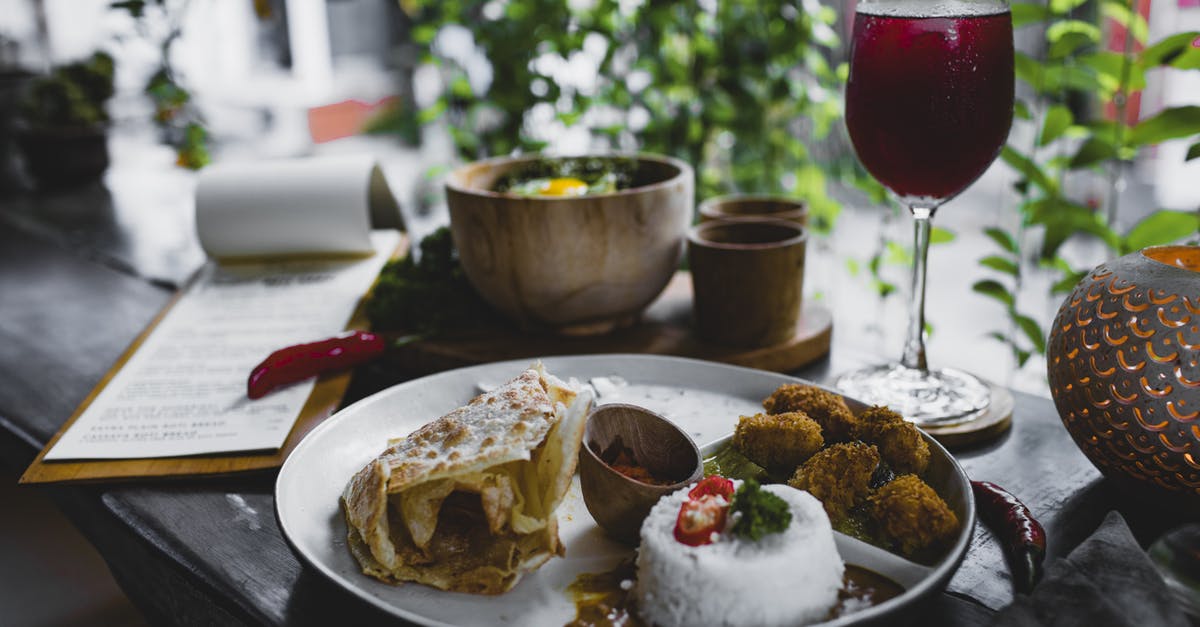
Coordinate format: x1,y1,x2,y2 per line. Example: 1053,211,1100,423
1047,246,1200,504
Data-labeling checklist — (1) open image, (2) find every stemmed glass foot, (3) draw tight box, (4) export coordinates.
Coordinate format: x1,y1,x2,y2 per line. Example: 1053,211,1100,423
835,363,992,426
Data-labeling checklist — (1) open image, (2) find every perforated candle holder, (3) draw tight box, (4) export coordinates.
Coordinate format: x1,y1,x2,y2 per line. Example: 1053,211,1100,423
1047,246,1200,505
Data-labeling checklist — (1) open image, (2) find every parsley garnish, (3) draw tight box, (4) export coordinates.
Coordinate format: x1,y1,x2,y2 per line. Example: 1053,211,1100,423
730,479,792,541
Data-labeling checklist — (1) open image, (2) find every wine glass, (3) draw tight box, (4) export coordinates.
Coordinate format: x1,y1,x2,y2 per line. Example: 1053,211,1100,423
836,0,1015,424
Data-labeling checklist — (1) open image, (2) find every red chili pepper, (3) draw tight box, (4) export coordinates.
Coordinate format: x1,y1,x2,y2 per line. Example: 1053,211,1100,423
246,331,387,400
674,495,729,546
688,475,735,500
972,480,1047,595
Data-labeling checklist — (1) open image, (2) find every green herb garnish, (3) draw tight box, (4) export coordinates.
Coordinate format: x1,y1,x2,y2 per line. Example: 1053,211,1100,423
730,479,792,541
365,227,496,335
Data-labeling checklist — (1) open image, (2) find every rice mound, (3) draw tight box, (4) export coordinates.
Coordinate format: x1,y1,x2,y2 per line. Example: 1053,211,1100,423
635,482,844,627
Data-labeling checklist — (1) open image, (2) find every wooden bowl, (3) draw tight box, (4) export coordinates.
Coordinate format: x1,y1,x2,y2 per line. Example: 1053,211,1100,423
445,153,693,335
578,403,703,544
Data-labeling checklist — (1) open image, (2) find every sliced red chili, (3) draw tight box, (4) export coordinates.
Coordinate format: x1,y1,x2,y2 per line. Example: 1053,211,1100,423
246,330,387,399
674,495,729,546
688,475,735,500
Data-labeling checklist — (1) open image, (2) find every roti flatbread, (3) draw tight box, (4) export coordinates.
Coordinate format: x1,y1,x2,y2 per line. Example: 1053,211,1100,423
341,363,592,594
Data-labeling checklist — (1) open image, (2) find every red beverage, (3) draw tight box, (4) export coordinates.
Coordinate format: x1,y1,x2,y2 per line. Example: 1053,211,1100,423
845,6,1014,204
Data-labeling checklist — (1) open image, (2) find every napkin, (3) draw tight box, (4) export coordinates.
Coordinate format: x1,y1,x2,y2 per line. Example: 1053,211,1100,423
989,511,1192,627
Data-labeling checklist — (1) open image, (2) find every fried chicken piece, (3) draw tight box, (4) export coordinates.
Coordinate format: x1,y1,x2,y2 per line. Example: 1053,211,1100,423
762,384,858,442
788,441,880,523
855,406,930,476
868,474,959,557
732,411,824,474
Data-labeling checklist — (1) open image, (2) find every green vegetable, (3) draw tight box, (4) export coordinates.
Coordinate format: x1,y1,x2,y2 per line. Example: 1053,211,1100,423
365,227,496,335
730,479,792,541
703,446,768,483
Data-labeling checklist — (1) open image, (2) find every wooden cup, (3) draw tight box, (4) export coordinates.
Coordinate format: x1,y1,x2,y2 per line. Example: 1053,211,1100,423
697,194,807,226
687,219,807,348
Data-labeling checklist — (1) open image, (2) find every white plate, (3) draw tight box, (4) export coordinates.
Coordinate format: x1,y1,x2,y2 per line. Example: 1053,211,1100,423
276,354,974,626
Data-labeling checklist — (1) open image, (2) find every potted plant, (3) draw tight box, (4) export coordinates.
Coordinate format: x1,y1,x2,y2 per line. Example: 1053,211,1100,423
17,51,115,188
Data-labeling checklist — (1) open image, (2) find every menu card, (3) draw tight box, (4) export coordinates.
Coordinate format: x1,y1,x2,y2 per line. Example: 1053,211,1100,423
39,155,400,462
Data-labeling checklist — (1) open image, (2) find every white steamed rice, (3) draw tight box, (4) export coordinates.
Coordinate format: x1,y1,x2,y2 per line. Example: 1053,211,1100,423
635,482,844,627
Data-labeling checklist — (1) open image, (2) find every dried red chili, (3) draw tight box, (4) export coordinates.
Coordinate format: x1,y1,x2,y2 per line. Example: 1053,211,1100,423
246,331,387,399
972,480,1046,595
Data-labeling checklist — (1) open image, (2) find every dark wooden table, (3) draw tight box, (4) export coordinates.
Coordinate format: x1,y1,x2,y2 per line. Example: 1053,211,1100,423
0,145,1191,626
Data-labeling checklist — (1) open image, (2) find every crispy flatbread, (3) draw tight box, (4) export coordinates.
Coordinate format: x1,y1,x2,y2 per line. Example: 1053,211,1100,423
341,363,592,594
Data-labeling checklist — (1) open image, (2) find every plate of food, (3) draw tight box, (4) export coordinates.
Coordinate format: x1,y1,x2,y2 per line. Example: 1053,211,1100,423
275,354,974,626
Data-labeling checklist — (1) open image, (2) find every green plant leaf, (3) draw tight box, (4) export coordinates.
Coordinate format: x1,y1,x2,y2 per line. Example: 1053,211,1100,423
1187,142,1200,162
1140,32,1200,68
1069,137,1119,169
1038,105,1073,146
1014,99,1033,121
1011,2,1050,27
1101,1,1149,44
1048,31,1098,59
979,252,1017,275
1046,20,1101,45
873,279,897,299
1014,313,1047,354
973,279,1015,308
1049,0,1090,14
1026,197,1120,256
1042,256,1089,297
1014,51,1043,88
1001,146,1057,194
110,0,146,18
1079,52,1147,97
1123,210,1200,253
1128,106,1200,147
885,240,912,266
980,255,1020,276
930,227,955,244
984,227,1018,254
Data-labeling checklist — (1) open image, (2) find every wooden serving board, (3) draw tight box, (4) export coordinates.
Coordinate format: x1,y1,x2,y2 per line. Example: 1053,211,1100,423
383,271,833,376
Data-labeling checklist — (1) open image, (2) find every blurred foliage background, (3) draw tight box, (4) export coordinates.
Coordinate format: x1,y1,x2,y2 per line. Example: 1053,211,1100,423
381,0,1199,374
390,0,885,234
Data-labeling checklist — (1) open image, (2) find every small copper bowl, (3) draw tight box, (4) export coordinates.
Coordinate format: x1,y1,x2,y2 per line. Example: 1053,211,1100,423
578,403,703,544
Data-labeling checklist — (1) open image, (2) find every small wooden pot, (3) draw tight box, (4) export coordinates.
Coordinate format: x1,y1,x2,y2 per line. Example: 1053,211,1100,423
687,219,807,348
698,194,807,226
1047,245,1200,505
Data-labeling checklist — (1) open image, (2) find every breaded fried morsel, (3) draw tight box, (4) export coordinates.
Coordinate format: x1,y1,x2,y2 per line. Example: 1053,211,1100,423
733,411,823,473
762,384,857,442
868,474,958,557
855,406,930,476
788,442,880,523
